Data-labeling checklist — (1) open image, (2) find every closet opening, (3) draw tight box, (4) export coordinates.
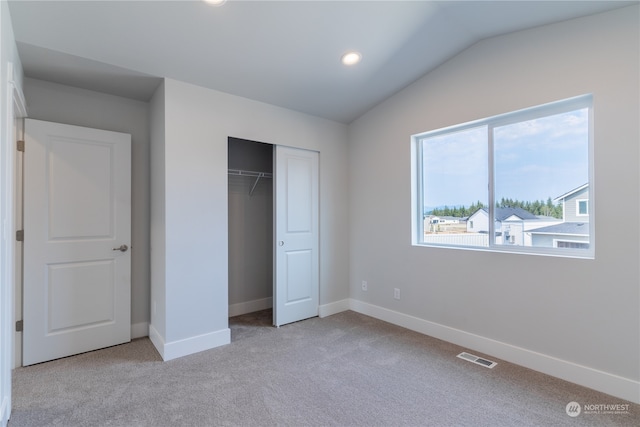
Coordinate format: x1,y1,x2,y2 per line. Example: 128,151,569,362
228,137,274,341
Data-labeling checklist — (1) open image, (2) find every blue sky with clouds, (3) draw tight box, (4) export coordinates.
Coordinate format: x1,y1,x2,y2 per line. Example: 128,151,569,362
422,108,589,210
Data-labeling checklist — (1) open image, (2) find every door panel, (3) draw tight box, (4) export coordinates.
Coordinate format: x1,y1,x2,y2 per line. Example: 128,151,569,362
285,250,312,302
23,119,131,366
285,157,313,232
274,146,319,327
47,260,115,332
48,138,114,239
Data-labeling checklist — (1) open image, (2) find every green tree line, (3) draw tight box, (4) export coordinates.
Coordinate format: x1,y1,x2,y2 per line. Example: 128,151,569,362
427,197,562,219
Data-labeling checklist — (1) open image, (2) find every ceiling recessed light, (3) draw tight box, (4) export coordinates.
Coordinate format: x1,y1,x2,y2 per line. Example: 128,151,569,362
204,0,227,6
341,51,362,66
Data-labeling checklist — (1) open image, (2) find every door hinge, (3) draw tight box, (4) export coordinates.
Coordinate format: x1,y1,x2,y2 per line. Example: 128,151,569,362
17,140,25,152
16,320,23,332
16,230,24,241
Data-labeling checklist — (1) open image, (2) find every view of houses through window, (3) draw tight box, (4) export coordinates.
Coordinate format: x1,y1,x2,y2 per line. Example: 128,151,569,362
414,95,593,257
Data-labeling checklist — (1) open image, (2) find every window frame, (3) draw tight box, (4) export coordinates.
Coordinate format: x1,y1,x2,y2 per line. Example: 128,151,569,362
411,94,594,259
576,199,589,216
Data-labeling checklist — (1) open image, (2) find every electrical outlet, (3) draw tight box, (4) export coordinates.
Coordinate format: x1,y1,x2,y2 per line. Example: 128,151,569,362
362,280,368,291
394,288,400,300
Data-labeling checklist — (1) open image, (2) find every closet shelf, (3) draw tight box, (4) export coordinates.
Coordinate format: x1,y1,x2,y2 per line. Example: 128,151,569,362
228,169,272,196
228,169,273,179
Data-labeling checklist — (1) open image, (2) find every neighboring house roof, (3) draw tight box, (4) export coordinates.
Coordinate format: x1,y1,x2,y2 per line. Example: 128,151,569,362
528,222,589,236
554,183,588,202
471,207,538,221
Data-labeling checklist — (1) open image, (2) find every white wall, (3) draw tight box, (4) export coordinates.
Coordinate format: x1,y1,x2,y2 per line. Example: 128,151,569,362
0,2,24,425
348,6,639,403
22,78,152,339
149,78,349,360
149,81,166,341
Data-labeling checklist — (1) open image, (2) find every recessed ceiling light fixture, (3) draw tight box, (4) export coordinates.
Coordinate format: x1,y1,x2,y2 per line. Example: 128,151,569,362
204,0,227,6
341,51,362,66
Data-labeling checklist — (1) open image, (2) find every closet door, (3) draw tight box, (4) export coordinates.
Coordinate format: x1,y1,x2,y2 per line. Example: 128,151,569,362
274,146,319,327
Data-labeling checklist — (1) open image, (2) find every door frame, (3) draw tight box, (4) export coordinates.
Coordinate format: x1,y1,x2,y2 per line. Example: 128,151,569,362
1,63,26,427
12,88,25,370
226,140,320,328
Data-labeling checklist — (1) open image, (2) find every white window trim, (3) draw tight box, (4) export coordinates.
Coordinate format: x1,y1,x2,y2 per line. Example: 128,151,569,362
411,94,594,259
576,199,589,216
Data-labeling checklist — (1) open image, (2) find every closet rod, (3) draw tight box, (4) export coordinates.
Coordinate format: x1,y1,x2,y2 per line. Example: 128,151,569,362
228,169,272,197
228,168,273,179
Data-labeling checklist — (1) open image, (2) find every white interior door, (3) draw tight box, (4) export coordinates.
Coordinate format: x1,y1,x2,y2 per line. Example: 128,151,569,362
274,146,319,327
23,119,131,366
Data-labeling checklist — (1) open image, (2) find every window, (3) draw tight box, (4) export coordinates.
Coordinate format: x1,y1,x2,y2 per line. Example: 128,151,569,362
412,95,593,258
576,199,588,216
556,240,589,249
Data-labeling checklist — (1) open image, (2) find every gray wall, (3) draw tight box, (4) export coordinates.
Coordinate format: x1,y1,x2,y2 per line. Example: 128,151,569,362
348,5,639,399
23,78,151,335
149,78,349,359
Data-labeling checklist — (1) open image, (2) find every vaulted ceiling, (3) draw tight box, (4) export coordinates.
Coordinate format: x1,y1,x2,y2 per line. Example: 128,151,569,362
8,1,636,123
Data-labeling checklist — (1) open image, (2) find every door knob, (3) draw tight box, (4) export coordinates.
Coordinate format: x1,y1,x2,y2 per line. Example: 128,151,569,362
113,244,128,252
278,241,284,246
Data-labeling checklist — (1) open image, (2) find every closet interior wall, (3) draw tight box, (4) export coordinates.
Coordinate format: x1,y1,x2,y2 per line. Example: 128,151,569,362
227,137,273,317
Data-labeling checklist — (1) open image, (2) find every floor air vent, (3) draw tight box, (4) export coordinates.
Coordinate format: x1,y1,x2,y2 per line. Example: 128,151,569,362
457,352,497,368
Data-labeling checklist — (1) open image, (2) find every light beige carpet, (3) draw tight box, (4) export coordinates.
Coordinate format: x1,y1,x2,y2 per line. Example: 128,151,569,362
9,310,639,426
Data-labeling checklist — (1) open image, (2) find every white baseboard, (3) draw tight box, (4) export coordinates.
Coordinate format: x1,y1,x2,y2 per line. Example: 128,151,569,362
349,299,640,404
229,297,349,319
131,322,149,339
148,324,165,359
319,299,350,318
148,324,231,362
229,297,272,317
